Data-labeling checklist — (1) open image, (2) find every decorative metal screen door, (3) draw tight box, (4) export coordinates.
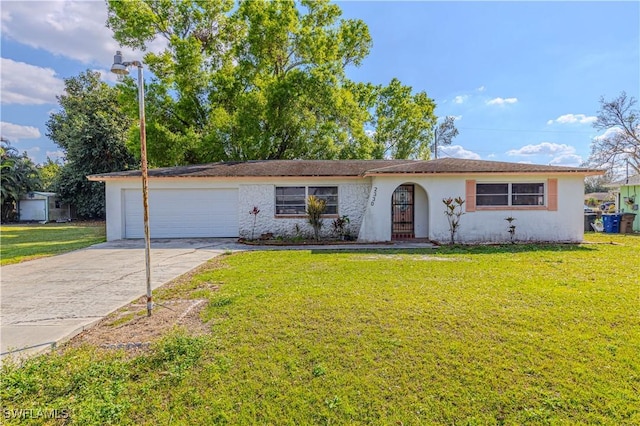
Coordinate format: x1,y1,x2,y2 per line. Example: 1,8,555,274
391,185,415,239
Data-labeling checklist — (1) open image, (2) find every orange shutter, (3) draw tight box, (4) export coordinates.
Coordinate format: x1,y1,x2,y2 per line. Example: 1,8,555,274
466,179,476,212
547,178,558,211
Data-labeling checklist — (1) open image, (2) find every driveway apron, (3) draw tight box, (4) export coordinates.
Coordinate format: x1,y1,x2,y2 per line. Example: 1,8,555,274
0,239,240,361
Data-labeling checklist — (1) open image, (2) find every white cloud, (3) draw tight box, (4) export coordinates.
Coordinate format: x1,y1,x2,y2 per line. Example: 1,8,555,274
476,85,486,92
594,127,623,141
93,68,121,84
547,114,597,125
1,58,64,105
453,95,468,104
439,145,481,160
486,97,518,106
452,115,462,121
0,121,42,141
508,142,583,167
1,1,114,64
507,142,576,157
549,154,583,167
1,1,166,67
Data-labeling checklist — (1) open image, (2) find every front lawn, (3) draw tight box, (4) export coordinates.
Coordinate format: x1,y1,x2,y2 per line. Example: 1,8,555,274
2,233,639,424
0,222,106,265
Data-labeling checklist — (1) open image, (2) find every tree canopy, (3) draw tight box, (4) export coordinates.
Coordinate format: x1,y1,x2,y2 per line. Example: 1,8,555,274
37,157,63,192
588,92,640,176
46,70,135,218
584,174,613,194
107,0,438,166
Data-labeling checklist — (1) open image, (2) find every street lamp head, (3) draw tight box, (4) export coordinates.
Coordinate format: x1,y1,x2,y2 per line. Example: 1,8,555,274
110,51,130,75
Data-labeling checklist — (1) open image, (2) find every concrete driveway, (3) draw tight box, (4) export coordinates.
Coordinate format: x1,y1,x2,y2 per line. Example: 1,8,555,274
1,238,242,361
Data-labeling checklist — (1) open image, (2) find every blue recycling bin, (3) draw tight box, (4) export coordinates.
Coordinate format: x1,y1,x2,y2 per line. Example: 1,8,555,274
602,214,622,233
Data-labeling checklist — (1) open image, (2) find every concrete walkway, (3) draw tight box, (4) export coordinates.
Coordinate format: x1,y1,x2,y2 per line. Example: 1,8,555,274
0,238,243,361
1,238,436,362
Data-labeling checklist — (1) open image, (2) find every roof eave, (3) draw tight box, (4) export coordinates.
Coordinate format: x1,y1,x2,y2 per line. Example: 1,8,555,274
364,169,605,177
87,173,367,181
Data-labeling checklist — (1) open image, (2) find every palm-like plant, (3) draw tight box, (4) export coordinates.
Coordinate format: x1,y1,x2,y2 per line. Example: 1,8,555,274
442,196,465,245
1,139,41,222
306,195,326,241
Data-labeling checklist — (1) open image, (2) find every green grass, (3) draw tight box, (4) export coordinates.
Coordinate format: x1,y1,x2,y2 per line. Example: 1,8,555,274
0,222,106,265
2,233,639,424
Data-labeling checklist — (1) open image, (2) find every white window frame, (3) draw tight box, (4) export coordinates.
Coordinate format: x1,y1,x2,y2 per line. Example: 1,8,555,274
275,186,339,216
476,182,545,207
511,183,545,206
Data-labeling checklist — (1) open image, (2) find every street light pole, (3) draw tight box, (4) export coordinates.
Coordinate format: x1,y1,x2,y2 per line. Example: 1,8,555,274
111,51,153,317
434,127,438,159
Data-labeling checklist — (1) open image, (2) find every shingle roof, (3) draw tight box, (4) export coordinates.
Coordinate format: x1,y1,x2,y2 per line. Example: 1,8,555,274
88,158,602,180
584,192,612,201
88,160,411,179
366,158,602,174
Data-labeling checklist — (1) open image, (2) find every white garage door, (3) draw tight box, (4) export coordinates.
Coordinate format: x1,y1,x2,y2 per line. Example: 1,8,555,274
123,189,239,238
19,199,46,221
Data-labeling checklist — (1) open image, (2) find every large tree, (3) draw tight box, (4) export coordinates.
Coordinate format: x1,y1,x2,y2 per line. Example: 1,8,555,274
107,0,438,165
46,71,135,218
588,92,640,175
370,78,436,159
584,174,613,194
1,138,41,222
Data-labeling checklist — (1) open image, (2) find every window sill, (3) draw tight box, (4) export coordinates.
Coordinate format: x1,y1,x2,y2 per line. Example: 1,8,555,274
475,206,548,211
275,214,339,219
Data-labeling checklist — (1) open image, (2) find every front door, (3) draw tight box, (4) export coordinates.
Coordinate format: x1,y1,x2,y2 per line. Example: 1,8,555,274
391,184,414,239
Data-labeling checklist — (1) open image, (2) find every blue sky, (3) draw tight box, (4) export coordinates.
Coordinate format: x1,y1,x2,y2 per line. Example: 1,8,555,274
1,1,638,166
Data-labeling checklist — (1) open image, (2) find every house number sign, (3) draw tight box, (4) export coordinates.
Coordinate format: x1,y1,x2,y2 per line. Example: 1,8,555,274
370,186,378,206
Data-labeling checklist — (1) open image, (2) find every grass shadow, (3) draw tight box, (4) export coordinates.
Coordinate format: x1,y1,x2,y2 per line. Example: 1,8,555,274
312,243,597,256
436,243,597,255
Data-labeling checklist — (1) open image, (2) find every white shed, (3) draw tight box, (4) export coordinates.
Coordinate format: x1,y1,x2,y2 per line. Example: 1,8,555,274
18,192,74,222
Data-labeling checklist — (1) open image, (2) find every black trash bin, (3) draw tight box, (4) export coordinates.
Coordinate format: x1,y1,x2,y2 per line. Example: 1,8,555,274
584,213,598,232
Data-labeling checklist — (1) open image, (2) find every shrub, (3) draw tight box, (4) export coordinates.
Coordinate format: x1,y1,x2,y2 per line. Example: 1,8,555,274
331,215,350,239
306,195,326,241
505,216,516,244
249,206,260,240
443,197,465,244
